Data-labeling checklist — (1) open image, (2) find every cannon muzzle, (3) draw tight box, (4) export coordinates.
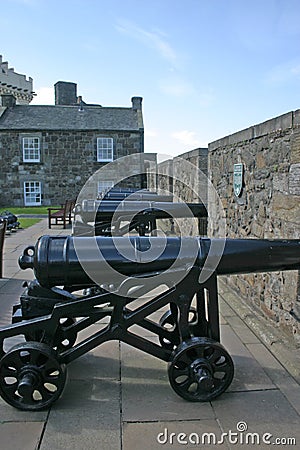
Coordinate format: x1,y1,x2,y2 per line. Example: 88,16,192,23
19,236,300,288
202,238,300,275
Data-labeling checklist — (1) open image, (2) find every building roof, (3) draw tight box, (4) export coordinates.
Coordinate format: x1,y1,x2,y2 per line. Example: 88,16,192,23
0,104,144,131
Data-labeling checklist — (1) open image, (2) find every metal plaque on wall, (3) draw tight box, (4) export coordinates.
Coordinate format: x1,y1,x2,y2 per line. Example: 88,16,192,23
233,163,243,197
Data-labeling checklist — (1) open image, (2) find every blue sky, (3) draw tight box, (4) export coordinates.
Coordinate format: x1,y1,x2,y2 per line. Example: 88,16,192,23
2,0,300,157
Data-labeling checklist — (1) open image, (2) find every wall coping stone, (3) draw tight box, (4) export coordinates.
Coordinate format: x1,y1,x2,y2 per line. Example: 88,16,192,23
293,109,300,127
175,147,208,160
209,110,298,152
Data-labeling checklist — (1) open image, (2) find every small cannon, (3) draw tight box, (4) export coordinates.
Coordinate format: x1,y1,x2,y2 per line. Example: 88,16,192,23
98,187,173,202
73,199,207,236
0,235,299,411
0,211,20,231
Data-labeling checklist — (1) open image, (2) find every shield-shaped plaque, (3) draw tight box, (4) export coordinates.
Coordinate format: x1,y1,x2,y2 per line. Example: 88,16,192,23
233,163,243,197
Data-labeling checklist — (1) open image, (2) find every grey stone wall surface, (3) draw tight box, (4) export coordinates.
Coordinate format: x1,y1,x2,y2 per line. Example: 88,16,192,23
150,148,208,236
0,129,143,206
208,110,300,345
149,113,300,343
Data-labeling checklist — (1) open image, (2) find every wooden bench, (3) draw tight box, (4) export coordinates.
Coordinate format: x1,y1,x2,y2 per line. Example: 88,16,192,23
48,200,75,229
0,220,7,278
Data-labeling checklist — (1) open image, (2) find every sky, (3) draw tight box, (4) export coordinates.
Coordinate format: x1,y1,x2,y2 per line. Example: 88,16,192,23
1,0,300,158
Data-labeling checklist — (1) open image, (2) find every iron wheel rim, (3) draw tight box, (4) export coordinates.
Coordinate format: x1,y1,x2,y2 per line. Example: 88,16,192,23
0,342,66,411
168,337,234,402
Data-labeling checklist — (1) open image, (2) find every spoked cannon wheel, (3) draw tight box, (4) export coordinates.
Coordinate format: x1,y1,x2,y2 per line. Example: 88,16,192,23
168,337,234,402
0,342,66,411
159,307,198,350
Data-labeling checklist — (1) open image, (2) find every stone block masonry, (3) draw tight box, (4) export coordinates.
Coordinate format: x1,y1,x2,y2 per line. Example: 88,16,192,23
147,148,208,236
208,110,300,345
0,129,143,206
148,112,300,344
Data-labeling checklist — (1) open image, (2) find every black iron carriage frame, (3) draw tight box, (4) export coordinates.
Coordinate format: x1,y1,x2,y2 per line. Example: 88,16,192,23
1,266,219,365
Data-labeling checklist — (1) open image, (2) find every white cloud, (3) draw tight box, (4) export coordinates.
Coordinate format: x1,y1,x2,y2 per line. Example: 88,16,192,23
115,19,179,67
265,60,300,85
291,64,300,76
171,130,201,149
159,78,215,106
159,78,195,97
31,87,54,105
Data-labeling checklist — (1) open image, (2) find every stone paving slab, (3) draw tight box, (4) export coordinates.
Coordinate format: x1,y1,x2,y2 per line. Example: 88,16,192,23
221,325,276,392
0,278,25,294
224,314,260,345
0,422,45,450
0,396,48,423
212,390,300,449
246,342,300,415
123,420,228,450
40,379,120,450
68,340,120,381
122,377,216,422
121,344,216,422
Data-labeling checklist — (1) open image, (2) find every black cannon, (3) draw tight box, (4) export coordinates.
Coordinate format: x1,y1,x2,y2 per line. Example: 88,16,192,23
73,200,207,236
0,235,299,411
0,211,20,231
98,187,173,202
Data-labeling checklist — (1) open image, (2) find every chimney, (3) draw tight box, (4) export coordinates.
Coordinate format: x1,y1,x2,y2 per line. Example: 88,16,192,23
55,81,77,105
1,94,16,107
131,96,143,110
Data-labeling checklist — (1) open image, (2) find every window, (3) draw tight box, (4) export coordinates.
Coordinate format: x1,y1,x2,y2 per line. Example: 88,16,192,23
98,180,114,197
23,137,40,162
24,181,42,206
97,137,113,162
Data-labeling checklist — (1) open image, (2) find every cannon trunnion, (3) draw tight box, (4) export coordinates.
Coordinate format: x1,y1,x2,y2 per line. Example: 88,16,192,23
0,235,299,411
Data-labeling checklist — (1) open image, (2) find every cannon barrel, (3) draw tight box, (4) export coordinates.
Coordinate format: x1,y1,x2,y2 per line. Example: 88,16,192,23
77,201,207,223
101,193,173,202
80,191,173,212
19,235,300,289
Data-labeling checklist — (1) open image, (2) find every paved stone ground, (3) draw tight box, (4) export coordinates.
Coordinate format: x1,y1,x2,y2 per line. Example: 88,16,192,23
0,220,299,449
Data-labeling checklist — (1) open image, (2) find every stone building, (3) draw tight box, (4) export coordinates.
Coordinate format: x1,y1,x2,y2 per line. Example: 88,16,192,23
0,55,34,105
0,81,145,206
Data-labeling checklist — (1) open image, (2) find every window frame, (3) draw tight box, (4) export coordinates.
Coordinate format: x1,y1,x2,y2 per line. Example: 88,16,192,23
22,136,41,163
97,137,114,162
23,181,42,206
98,180,114,197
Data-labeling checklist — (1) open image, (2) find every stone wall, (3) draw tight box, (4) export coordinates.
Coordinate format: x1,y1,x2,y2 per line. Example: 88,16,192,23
0,129,144,206
148,148,208,236
147,114,300,343
208,110,300,345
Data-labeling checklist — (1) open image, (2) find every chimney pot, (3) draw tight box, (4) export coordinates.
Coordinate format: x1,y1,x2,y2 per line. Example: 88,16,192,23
54,81,77,105
131,96,143,110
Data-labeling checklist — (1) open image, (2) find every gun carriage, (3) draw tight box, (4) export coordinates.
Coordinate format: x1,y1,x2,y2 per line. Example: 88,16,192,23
0,234,299,411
